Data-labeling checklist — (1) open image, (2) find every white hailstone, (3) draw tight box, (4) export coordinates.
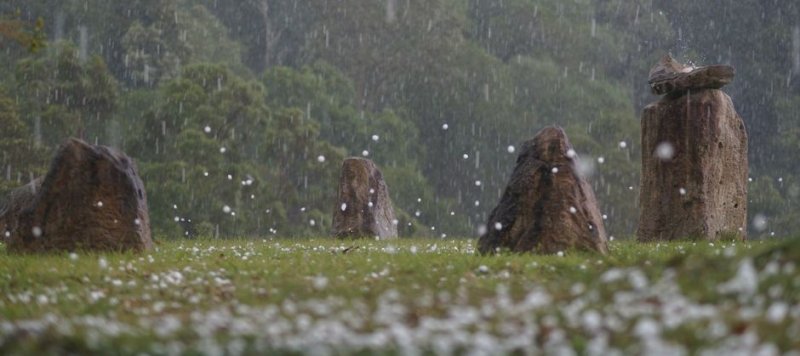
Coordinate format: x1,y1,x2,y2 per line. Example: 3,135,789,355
752,214,768,232
219,147,226,153
172,204,178,210
415,210,421,217
450,211,455,216
507,145,516,153
134,218,141,226
368,201,374,208
477,224,487,236
417,197,422,202
628,186,634,190
37,295,48,305
410,245,418,254
475,180,482,186
174,216,180,222
474,200,480,207
477,265,490,274
557,251,565,257
265,209,271,213
551,167,559,174
597,156,605,164
748,177,753,182
392,219,399,226
430,226,435,231
609,236,615,241
98,257,108,269
462,153,469,159
371,134,380,141
361,150,369,157
300,207,306,212
227,174,233,180
440,233,447,238
618,141,627,148
309,219,316,227
312,275,328,290
96,201,104,208
230,212,236,216
569,206,577,214
679,188,687,195
250,194,255,199
655,141,675,160
32,226,42,237
340,203,347,211
203,171,209,176
369,188,375,194
566,149,577,158
442,123,449,130
204,126,211,133
223,205,232,213
778,177,784,182
602,214,608,220
69,252,79,261
494,222,503,231
317,155,326,163
4,230,10,238
766,302,789,323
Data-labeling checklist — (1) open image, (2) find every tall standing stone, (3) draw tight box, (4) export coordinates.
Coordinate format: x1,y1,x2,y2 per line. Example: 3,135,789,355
332,157,398,239
3,138,153,253
637,56,748,242
478,126,608,255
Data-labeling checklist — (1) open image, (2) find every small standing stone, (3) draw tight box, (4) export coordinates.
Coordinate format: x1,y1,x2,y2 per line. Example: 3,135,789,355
332,157,398,239
478,126,608,255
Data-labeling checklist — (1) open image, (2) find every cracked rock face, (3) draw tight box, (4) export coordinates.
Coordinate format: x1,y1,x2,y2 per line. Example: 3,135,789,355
2,138,153,253
478,126,608,255
637,88,748,242
332,158,397,239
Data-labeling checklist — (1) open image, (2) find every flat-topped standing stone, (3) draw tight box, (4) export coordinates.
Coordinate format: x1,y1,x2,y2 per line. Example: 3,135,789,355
332,157,397,239
4,138,153,253
637,89,748,241
648,54,735,95
478,126,608,255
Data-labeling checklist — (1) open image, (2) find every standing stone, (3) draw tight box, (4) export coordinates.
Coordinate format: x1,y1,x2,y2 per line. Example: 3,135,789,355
3,138,153,253
332,157,397,239
637,56,748,242
478,126,608,255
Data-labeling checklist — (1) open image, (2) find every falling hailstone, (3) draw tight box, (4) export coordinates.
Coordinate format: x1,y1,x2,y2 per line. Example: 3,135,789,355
569,206,577,214
361,150,369,157
655,141,675,160
477,224,487,236
566,149,577,158
317,155,326,163
752,214,768,232
507,145,516,153
474,200,480,207
551,167,559,174
219,147,227,154
442,123,449,130
204,126,211,133
619,141,628,148
475,180,482,186
96,201,104,207
494,222,503,231
32,226,42,237
679,187,687,195
222,205,231,213
392,219,399,225
340,203,347,212
203,172,209,176
309,219,316,227
597,157,605,164
371,134,380,141
4,231,10,238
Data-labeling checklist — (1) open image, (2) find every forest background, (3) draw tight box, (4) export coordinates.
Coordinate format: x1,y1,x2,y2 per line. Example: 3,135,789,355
1,0,798,239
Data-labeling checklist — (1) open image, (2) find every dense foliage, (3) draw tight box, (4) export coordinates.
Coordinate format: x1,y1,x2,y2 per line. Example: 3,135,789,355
1,1,797,238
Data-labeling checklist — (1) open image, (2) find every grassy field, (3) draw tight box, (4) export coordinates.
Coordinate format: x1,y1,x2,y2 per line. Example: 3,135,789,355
1,237,799,355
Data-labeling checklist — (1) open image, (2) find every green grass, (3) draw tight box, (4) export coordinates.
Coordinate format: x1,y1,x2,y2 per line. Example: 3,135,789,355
1,237,799,355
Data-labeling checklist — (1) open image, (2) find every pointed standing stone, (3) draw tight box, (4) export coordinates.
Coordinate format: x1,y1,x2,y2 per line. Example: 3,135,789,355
478,126,608,255
2,138,153,253
332,157,397,239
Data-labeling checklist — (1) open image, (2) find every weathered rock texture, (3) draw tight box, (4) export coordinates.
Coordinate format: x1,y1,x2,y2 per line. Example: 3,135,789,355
648,54,735,95
637,83,748,242
478,126,608,255
2,138,153,253
332,157,397,239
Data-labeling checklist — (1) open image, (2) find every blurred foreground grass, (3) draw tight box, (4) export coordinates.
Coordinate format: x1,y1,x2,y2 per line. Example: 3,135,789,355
1,237,798,354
